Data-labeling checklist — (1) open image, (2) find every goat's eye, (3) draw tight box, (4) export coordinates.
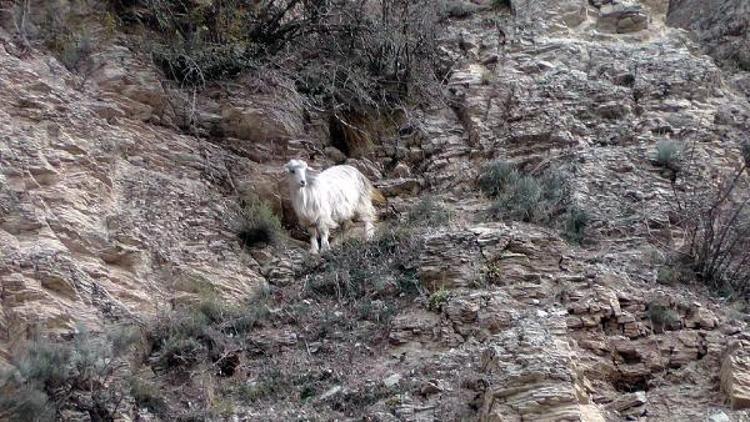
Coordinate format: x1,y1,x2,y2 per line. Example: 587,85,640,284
290,169,295,174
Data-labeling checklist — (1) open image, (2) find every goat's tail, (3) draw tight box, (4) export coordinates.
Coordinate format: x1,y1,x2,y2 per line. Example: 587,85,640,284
370,187,387,206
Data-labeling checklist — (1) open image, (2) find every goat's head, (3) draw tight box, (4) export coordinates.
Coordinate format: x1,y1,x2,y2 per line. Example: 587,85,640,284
284,159,310,188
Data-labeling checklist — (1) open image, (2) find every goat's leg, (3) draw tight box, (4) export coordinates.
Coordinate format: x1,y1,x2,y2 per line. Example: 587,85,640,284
359,201,377,241
319,225,332,253
364,219,375,241
308,226,320,255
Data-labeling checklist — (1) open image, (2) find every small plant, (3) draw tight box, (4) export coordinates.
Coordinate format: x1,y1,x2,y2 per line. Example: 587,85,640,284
147,294,268,373
479,160,519,197
236,367,293,402
563,206,589,244
500,174,543,222
653,140,681,171
647,303,680,332
233,194,282,249
479,160,588,242
485,262,503,285
0,339,64,422
656,267,678,286
306,223,424,300
406,196,454,227
427,288,450,312
486,165,571,224
59,31,94,72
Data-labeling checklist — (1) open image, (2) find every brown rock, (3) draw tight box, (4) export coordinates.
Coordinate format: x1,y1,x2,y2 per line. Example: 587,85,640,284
721,341,750,409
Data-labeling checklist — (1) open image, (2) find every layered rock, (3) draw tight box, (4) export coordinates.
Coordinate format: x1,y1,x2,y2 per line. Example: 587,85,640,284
0,44,269,358
667,0,750,70
721,341,750,410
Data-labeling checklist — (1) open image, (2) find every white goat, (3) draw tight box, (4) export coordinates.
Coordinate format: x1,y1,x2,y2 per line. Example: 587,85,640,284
284,159,385,254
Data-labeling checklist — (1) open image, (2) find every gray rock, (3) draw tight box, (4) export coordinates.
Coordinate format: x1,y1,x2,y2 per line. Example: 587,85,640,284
709,411,731,422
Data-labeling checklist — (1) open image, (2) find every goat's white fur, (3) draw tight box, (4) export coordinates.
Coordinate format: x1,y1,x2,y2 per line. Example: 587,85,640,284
284,159,382,254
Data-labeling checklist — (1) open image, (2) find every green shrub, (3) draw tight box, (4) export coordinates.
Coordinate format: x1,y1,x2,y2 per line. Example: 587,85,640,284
498,174,543,222
148,295,268,372
427,288,450,312
563,206,589,245
0,382,53,422
484,162,572,224
480,160,589,243
479,160,519,197
654,140,681,170
0,340,63,422
234,195,282,249
656,267,678,286
491,0,512,9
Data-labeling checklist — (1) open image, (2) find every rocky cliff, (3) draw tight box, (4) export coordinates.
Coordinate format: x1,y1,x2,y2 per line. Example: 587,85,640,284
1,0,750,421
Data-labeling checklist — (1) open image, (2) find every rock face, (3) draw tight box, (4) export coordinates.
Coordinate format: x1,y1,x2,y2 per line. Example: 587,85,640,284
667,0,750,70
0,44,269,353
2,0,750,420
597,3,650,34
721,341,750,410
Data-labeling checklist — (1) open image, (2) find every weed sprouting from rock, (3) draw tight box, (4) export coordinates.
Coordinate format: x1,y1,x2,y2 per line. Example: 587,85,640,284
428,288,450,312
647,302,680,333
231,194,282,249
406,196,454,227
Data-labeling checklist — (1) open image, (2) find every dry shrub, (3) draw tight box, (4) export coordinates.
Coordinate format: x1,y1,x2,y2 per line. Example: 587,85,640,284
0,325,139,421
671,158,750,297
113,0,444,140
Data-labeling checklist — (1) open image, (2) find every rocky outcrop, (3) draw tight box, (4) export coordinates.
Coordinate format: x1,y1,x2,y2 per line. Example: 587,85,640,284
596,3,650,34
721,341,750,410
667,0,750,70
479,311,604,422
0,44,268,357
